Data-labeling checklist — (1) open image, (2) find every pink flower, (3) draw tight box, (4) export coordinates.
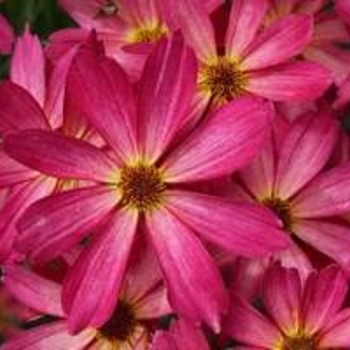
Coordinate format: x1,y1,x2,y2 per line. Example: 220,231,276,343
266,0,350,85
224,263,350,349
233,110,350,275
167,0,331,106
2,242,170,349
3,34,288,332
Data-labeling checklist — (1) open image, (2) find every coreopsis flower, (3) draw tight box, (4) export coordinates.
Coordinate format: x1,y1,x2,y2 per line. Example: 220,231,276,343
231,110,350,274
266,0,350,85
166,0,331,107
49,0,220,78
224,263,350,349
2,241,170,349
0,13,14,55
3,34,289,333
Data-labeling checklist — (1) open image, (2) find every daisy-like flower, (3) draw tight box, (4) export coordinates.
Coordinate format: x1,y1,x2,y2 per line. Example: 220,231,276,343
224,263,350,349
49,0,220,78
231,109,350,275
2,241,170,349
167,0,331,107
0,13,14,55
265,0,350,85
3,34,289,333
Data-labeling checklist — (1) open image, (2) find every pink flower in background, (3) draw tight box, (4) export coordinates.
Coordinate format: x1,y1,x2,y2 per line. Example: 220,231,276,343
166,0,331,107
3,33,289,333
233,110,350,275
2,242,170,349
224,264,350,349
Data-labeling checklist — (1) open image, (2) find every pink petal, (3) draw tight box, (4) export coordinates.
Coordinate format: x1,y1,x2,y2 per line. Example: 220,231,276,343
1,321,95,350
153,319,210,350
223,294,281,348
226,0,268,58
239,130,276,200
293,163,350,218
63,210,138,333
67,45,137,161
294,220,350,270
146,207,228,332
166,190,290,257
0,151,38,188
248,61,332,101
11,28,46,108
138,33,197,162
163,97,273,183
0,13,14,54
242,15,312,70
0,177,56,262
16,186,117,262
3,264,64,317
302,265,348,334
336,0,350,26
4,130,116,182
163,0,216,61
262,264,302,333
319,309,350,348
274,112,338,199
0,81,50,134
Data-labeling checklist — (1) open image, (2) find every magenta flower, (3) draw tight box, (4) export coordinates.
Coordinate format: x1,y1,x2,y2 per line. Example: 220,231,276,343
3,34,288,332
166,0,331,106
233,109,350,274
2,242,170,349
224,263,350,349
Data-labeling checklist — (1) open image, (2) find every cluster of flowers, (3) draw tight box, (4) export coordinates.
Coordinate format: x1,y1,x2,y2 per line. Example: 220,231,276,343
2,0,350,348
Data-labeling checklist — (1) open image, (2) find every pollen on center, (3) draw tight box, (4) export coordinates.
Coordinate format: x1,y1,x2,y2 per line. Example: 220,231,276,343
97,299,138,344
118,163,166,212
199,56,247,103
128,22,167,44
279,334,318,350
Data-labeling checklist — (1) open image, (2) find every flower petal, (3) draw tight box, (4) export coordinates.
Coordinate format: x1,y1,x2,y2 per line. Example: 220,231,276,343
165,190,290,257
3,264,64,317
302,265,348,334
242,15,312,70
293,163,350,218
1,321,95,350
0,81,49,134
226,0,268,58
4,130,115,182
163,97,273,182
247,61,332,101
163,0,216,61
10,28,46,107
294,219,350,270
146,207,228,332
138,33,197,162
67,44,137,161
262,264,302,334
0,13,14,54
16,186,117,262
274,112,338,199
63,210,138,333
223,294,281,348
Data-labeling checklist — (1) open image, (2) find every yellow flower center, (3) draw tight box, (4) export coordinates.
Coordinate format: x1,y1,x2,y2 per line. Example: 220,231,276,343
129,22,167,44
118,163,166,212
97,300,138,343
281,335,318,350
199,56,247,103
262,197,293,231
